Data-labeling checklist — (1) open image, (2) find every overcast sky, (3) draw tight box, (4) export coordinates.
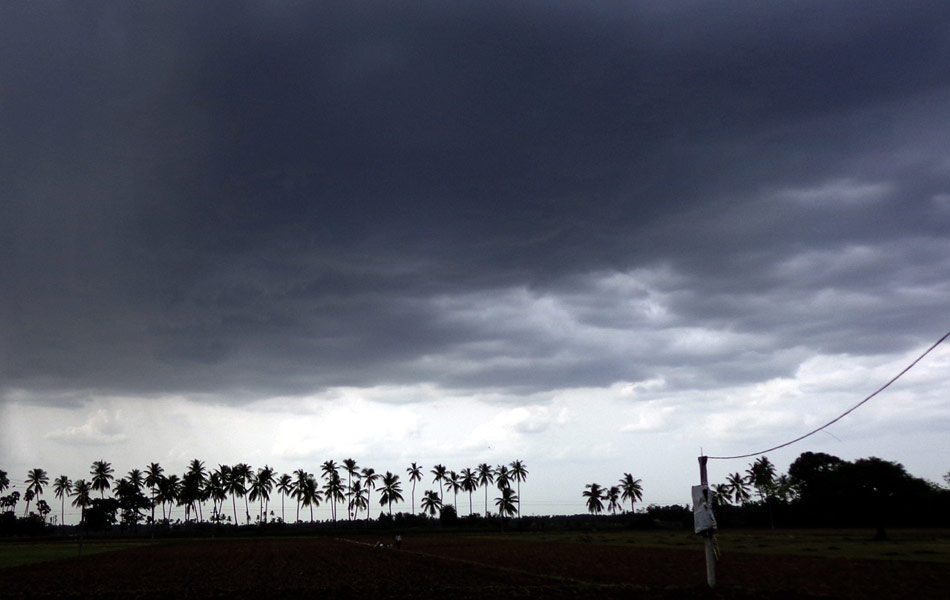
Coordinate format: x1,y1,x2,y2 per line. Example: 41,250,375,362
2,1,949,523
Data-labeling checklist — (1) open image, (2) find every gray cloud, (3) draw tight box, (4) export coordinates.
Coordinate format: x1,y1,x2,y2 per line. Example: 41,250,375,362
2,2,950,403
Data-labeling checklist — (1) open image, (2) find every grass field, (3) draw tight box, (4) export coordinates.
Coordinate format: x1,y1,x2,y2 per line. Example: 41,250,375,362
0,539,155,569
483,528,950,563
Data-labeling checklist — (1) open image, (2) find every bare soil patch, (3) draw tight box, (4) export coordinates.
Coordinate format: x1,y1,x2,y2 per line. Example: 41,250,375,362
0,534,946,599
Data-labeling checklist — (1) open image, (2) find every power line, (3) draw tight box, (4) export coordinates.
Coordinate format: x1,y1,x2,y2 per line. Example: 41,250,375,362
707,329,950,461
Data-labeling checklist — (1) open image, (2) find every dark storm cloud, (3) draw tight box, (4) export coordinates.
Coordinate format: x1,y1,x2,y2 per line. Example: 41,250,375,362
3,1,950,400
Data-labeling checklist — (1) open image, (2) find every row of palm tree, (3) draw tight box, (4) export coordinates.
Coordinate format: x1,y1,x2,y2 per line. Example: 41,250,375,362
582,473,644,514
711,457,790,508
1,459,529,525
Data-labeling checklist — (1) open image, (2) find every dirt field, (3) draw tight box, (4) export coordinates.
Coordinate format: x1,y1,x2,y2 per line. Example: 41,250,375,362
0,533,947,599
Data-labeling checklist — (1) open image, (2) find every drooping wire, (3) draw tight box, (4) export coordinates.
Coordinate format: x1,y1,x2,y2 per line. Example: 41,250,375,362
706,329,950,461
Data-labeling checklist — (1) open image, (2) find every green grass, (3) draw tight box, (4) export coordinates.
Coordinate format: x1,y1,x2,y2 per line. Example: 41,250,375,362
0,539,153,569
471,528,950,563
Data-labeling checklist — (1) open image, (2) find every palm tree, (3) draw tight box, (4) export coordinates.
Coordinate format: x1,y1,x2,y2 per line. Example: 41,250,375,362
292,469,310,523
446,471,461,510
342,459,359,520
0,469,9,493
349,479,369,518
53,475,72,525
494,464,511,493
297,474,323,522
727,472,751,505
185,459,208,521
90,460,114,498
619,473,644,513
509,460,528,517
712,483,732,508
323,470,345,522
232,463,253,524
126,469,144,491
583,483,605,514
495,486,519,519
406,462,422,514
276,474,293,523
476,463,495,516
361,468,379,520
420,489,442,517
144,462,164,525
321,460,342,521
459,468,477,515
24,468,49,516
747,457,777,503
71,479,92,524
250,466,276,523
430,464,447,503
157,474,181,522
219,465,241,525
747,456,778,528
377,471,404,516
606,486,621,514
207,471,228,522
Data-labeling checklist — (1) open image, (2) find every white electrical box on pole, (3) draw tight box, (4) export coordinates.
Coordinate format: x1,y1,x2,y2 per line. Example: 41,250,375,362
695,455,717,588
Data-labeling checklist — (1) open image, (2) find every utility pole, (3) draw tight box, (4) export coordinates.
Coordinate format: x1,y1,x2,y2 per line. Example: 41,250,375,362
697,455,717,587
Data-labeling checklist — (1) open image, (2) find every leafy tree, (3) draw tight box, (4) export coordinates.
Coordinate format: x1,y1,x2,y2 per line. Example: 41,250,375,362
361,468,379,520
406,462,422,514
53,475,72,525
509,460,528,517
275,473,293,523
70,479,92,524
85,497,120,531
25,468,49,516
115,478,150,530
377,471,404,517
1,491,20,514
459,467,477,515
430,464,447,503
91,460,115,498
495,486,519,519
36,499,51,523
619,473,644,513
420,489,442,517
583,483,605,514
476,463,495,516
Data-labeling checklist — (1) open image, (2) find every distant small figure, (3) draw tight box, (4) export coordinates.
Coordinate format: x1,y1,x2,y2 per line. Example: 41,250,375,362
395,534,402,549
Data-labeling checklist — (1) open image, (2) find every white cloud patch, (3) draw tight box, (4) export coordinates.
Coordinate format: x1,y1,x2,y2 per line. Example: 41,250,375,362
45,407,128,445
775,178,892,207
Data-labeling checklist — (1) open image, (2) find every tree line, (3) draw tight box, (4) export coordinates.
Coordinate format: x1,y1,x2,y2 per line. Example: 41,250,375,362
0,459,528,531
707,452,950,533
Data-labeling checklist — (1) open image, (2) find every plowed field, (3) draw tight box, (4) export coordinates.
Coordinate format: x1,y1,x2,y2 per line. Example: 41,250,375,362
1,534,947,599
